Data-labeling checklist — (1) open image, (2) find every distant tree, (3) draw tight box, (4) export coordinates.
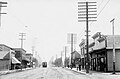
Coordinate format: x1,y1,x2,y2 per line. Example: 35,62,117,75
53,57,63,67
32,57,38,67
64,57,70,67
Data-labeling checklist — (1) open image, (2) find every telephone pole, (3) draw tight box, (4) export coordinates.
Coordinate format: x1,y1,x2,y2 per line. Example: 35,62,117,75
56,54,57,60
32,46,35,57
0,1,7,27
71,33,73,67
67,33,77,68
19,33,26,49
78,2,97,73
64,46,67,67
110,18,115,74
61,51,63,67
19,33,26,70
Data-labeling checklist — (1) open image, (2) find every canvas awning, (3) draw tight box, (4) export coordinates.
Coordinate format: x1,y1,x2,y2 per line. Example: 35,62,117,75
12,57,21,64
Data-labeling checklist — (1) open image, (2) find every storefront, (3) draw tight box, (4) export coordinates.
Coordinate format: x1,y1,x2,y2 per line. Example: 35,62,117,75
90,48,107,72
71,50,80,68
11,57,21,69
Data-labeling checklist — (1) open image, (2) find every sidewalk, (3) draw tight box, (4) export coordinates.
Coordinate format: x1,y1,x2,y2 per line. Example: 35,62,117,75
66,67,120,79
0,68,33,75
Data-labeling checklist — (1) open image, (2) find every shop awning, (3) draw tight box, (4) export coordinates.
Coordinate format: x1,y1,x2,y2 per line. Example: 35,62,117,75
12,57,21,64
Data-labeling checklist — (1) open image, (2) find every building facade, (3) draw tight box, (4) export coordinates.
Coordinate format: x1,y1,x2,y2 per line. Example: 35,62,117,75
0,44,20,70
26,53,33,67
79,32,120,72
14,48,29,68
71,50,81,68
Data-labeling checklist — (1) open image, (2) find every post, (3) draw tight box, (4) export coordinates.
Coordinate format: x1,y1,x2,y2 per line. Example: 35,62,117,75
65,46,67,67
19,33,26,70
71,33,73,68
19,33,26,49
78,1,97,73
56,54,57,60
61,51,63,67
110,18,115,74
86,2,89,73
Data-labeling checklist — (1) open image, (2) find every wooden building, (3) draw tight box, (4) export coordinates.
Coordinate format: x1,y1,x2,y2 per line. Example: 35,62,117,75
79,39,86,69
71,50,81,68
0,44,21,70
14,48,29,68
79,32,120,72
26,53,33,67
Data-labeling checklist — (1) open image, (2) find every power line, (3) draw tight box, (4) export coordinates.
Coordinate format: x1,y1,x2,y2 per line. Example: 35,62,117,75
97,0,111,16
97,0,104,9
79,26,85,39
90,0,111,26
78,0,109,38
8,11,26,26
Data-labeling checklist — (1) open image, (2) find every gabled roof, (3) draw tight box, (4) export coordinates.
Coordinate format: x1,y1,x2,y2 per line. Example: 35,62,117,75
71,50,81,59
0,44,13,50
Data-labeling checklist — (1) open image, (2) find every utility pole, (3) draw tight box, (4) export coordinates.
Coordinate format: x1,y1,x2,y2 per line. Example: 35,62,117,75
67,33,77,69
71,33,73,67
64,46,67,67
61,51,63,67
32,46,35,57
19,33,26,49
110,18,115,74
0,1,7,27
78,2,97,73
19,33,26,70
56,54,57,60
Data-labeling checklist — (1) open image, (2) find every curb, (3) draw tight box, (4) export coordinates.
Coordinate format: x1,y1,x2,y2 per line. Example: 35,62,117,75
0,68,33,75
65,68,88,75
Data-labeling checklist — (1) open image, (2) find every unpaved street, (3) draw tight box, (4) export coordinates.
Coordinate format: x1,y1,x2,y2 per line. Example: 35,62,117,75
1,67,119,79
0,67,91,79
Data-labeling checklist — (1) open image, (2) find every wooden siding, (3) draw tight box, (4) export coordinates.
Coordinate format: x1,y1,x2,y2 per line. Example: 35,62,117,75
107,50,120,71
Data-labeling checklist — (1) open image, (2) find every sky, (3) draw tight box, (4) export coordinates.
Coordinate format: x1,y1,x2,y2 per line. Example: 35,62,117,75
0,0,120,62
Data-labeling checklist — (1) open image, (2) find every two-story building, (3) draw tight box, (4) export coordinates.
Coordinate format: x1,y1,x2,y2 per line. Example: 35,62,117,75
79,39,86,69
79,32,120,72
0,44,21,70
13,48,30,68
71,50,81,68
79,39,93,70
26,53,33,67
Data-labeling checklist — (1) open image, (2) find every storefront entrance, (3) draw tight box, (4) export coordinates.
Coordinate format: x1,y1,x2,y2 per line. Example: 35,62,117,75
90,49,107,72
